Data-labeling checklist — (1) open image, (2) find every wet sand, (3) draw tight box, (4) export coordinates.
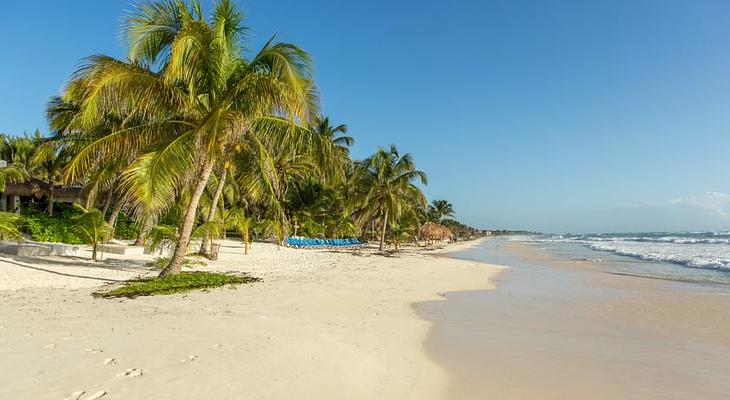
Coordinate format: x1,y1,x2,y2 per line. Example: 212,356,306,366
418,238,730,399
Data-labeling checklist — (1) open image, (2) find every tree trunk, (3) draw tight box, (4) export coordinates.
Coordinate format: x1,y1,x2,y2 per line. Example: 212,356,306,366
85,183,98,210
379,210,389,252
198,168,227,255
101,191,112,216
47,182,55,216
107,198,124,239
243,228,249,255
92,242,98,262
160,160,215,277
134,217,153,246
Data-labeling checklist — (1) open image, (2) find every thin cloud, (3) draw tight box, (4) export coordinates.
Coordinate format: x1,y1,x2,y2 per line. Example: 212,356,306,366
669,192,730,218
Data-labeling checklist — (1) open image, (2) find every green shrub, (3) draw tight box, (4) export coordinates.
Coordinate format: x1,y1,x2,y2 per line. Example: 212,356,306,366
144,257,207,270
94,271,259,298
23,211,85,244
113,211,140,239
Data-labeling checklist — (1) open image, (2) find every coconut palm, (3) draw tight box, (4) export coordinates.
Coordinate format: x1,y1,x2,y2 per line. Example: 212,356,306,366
353,145,427,252
313,116,352,150
0,164,25,192
0,134,30,195
62,0,316,275
5,132,40,173
31,139,72,216
48,94,141,228
225,206,253,254
428,199,455,222
311,116,352,183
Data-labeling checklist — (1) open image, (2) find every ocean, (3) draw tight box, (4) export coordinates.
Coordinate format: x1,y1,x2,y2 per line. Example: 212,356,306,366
519,232,730,285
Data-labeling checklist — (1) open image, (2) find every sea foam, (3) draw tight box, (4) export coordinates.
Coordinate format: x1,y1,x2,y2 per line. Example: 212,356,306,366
527,232,730,272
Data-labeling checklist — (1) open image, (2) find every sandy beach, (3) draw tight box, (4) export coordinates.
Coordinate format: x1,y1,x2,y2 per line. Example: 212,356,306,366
0,239,501,400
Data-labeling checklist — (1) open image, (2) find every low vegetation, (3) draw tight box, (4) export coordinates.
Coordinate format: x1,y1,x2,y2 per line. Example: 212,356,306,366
22,204,85,244
0,212,24,240
94,271,259,299
144,257,206,270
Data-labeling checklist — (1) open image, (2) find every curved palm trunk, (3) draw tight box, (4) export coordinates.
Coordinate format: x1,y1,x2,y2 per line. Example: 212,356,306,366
198,168,227,255
160,160,215,277
134,217,153,246
85,183,98,210
101,191,113,216
106,198,124,239
379,210,389,252
243,227,249,255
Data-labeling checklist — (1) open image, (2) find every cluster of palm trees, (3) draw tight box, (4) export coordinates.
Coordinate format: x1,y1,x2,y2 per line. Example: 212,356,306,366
0,0,469,274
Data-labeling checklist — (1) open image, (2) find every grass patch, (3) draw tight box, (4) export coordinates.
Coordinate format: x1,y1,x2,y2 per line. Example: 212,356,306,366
94,271,260,299
145,257,206,270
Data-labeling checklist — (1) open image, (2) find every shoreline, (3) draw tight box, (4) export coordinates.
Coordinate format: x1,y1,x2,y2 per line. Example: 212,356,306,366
419,237,730,399
0,239,503,399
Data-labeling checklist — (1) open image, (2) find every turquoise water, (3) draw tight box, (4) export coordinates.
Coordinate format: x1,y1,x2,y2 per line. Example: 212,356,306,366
516,233,730,286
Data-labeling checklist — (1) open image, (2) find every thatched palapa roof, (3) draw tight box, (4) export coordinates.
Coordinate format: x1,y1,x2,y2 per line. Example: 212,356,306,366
2,179,85,203
420,222,453,240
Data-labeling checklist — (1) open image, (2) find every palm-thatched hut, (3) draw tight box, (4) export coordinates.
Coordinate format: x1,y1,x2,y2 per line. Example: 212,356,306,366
420,222,453,245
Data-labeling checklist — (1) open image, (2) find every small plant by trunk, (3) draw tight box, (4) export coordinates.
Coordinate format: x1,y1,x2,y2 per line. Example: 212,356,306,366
71,204,112,261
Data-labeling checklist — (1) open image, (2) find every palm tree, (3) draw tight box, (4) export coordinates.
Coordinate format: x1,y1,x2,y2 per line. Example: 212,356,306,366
313,116,352,151
71,205,112,261
429,199,455,222
353,145,427,252
0,164,25,192
6,133,39,172
62,0,316,276
31,139,71,216
311,116,352,183
225,206,253,254
47,94,140,228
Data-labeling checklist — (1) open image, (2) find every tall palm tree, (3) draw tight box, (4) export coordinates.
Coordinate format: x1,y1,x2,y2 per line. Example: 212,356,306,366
48,94,139,227
313,116,352,151
429,199,455,222
311,116,352,183
353,145,427,252
31,139,72,216
62,0,316,276
0,133,31,200
0,164,25,193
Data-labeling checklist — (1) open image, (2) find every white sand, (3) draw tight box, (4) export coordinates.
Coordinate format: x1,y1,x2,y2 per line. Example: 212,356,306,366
0,238,501,399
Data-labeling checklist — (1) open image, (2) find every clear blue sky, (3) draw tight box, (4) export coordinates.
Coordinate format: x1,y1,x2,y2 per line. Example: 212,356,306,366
2,0,730,233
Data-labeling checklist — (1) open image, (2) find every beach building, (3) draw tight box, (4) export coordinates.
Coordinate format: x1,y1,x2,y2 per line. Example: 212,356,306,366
0,179,85,213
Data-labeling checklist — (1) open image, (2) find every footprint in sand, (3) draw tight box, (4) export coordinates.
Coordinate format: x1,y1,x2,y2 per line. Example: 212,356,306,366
85,348,103,354
117,368,143,378
64,390,85,400
43,343,56,350
64,390,106,400
103,357,116,365
86,391,107,400
181,354,199,363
